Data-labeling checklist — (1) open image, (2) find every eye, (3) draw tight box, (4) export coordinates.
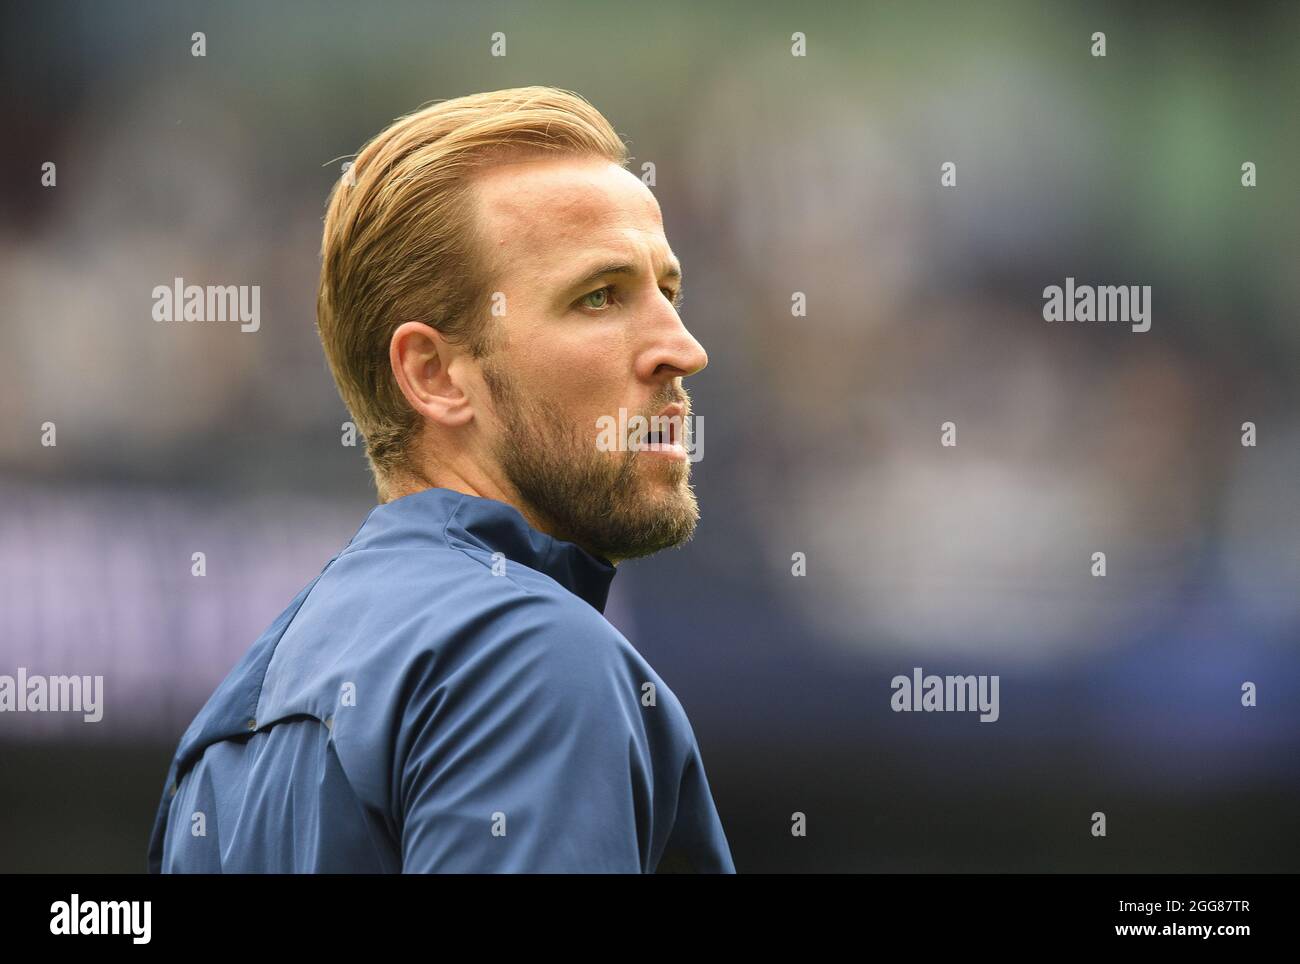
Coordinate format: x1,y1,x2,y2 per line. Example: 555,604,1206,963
664,287,683,309
579,285,615,311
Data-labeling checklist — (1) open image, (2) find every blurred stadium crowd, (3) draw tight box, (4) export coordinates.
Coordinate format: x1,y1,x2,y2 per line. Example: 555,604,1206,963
1,1,1296,870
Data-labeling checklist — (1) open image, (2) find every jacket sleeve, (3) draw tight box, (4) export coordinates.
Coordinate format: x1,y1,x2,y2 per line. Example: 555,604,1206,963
395,599,655,872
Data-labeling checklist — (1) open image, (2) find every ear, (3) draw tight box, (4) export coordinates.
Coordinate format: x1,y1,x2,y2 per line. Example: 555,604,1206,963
390,322,475,428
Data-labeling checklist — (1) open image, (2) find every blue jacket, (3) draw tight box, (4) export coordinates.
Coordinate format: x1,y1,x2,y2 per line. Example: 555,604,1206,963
147,487,735,873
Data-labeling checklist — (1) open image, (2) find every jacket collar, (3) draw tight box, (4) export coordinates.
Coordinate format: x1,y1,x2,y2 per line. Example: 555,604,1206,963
346,486,618,613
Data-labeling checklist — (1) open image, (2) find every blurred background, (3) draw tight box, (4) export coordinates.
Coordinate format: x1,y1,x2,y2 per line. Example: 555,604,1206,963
1,0,1297,872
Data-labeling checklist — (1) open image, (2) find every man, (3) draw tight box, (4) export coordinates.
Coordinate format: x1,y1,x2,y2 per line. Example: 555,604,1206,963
147,86,735,872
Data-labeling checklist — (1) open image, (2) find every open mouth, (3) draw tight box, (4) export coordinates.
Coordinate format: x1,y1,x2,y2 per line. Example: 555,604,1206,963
639,417,687,461
613,402,690,460
643,418,681,449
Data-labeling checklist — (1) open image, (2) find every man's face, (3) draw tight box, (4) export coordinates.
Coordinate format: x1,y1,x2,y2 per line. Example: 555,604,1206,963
466,155,709,563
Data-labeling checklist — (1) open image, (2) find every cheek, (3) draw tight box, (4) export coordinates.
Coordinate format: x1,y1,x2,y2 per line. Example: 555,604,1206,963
516,331,632,419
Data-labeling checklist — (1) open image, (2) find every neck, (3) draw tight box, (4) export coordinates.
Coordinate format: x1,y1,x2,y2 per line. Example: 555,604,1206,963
380,463,620,567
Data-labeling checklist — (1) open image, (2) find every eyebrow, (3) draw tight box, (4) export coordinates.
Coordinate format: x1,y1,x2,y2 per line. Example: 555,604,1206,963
563,259,683,294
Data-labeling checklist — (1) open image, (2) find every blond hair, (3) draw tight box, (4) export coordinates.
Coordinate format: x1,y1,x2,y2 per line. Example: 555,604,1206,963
316,86,629,496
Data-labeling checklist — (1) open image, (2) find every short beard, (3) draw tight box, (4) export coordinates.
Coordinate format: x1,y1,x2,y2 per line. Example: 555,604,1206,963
480,360,699,563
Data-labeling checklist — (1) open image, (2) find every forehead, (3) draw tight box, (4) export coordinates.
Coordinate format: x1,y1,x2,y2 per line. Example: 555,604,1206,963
469,156,673,283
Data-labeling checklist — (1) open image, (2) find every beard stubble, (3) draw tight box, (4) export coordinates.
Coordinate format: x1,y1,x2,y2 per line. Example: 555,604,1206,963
480,359,700,562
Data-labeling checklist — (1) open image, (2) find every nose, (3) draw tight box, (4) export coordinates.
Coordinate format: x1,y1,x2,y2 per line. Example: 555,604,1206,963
638,297,709,382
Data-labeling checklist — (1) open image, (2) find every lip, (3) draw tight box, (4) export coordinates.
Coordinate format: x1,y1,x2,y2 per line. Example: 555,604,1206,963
640,403,688,460
641,440,688,461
